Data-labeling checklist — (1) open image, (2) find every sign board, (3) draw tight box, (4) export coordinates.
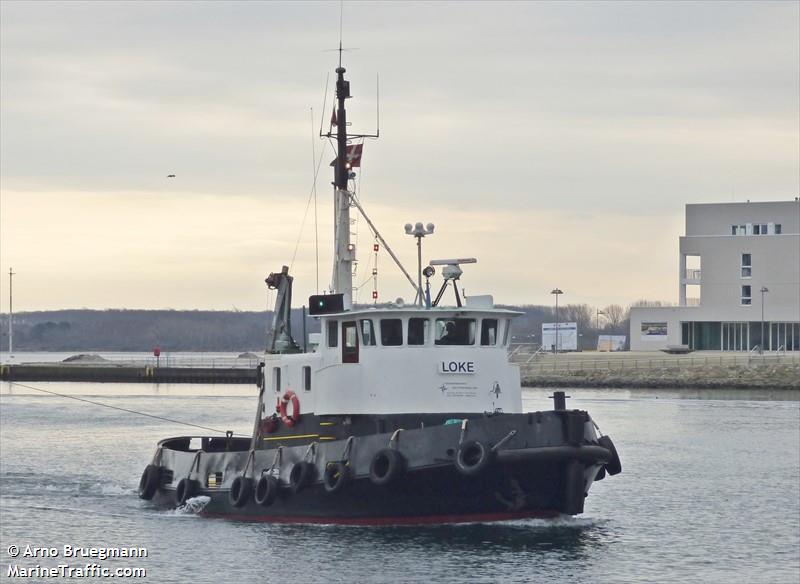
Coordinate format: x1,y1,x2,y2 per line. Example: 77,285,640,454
542,322,578,352
438,361,476,374
641,322,668,341
598,335,626,352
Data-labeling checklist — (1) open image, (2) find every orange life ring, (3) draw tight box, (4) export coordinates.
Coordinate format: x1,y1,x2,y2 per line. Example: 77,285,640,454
278,389,301,427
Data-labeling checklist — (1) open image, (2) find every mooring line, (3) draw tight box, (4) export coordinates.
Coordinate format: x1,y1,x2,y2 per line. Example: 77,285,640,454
2,381,247,436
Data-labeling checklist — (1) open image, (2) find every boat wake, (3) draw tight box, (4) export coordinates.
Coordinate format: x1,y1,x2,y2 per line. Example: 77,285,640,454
165,495,211,516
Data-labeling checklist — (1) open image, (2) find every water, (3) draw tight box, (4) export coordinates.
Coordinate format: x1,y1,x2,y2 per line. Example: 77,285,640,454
1,382,798,583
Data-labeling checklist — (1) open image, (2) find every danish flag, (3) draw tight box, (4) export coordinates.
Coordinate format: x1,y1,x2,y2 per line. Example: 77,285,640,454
330,144,363,168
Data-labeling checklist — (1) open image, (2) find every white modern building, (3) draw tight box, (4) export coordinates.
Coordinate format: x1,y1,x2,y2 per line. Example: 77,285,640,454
630,200,800,352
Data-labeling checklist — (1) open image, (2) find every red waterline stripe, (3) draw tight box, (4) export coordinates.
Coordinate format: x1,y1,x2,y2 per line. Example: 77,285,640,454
201,509,560,526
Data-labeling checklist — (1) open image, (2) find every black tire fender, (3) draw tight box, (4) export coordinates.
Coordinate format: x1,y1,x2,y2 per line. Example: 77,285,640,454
598,435,622,475
369,448,407,486
229,475,252,508
289,461,315,494
175,478,199,506
138,464,161,500
594,465,606,482
254,475,279,507
562,460,586,515
455,440,495,477
323,461,350,494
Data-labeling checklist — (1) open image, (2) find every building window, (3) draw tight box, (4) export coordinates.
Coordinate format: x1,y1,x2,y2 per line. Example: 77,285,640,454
380,319,403,346
327,320,338,347
303,366,311,391
359,319,376,346
741,285,752,305
408,318,428,345
775,224,782,234
753,224,760,235
741,253,751,278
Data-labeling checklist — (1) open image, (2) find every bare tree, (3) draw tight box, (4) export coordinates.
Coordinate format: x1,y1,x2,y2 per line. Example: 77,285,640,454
630,299,675,308
602,304,627,329
561,304,594,333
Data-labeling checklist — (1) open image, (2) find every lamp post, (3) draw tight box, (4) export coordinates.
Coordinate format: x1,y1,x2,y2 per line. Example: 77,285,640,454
8,268,14,362
551,288,563,353
405,222,434,306
760,286,769,354
596,309,606,331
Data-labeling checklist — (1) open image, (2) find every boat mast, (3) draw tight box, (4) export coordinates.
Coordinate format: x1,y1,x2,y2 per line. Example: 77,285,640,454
324,50,418,306
331,50,354,309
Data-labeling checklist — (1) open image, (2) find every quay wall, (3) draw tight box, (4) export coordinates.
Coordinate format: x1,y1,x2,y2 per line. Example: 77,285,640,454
522,362,800,391
0,365,257,384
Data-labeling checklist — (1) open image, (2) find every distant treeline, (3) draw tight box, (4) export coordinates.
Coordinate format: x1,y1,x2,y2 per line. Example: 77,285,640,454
0,301,648,352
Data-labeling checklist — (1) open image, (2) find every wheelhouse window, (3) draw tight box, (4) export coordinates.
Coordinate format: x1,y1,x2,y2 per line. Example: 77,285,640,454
480,319,498,346
303,366,311,391
408,318,429,345
503,319,512,346
273,367,281,392
741,285,752,306
327,320,338,348
435,318,476,345
360,319,376,346
380,319,403,346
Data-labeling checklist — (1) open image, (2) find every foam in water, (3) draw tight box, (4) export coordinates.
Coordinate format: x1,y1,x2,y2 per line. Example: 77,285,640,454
165,495,211,516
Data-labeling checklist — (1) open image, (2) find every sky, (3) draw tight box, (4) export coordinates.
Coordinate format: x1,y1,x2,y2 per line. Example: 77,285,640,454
1,1,798,312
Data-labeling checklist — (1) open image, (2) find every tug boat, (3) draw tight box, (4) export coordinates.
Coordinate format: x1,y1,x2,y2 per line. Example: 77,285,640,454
137,59,622,525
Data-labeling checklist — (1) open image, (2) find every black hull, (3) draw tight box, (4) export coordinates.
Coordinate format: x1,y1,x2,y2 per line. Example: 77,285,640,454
141,409,620,525
152,458,585,524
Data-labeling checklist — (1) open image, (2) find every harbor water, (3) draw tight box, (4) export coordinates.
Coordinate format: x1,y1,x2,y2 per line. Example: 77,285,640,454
1,382,798,583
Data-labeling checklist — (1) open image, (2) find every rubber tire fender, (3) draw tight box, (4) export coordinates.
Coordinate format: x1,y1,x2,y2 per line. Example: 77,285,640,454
369,448,407,486
254,475,279,507
138,464,161,500
175,478,199,506
229,475,252,508
562,460,586,515
323,461,350,494
598,435,622,475
455,440,495,477
594,465,606,482
289,461,315,494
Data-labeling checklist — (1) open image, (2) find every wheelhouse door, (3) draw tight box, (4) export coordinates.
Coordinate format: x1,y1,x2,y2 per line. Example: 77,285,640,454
342,321,359,363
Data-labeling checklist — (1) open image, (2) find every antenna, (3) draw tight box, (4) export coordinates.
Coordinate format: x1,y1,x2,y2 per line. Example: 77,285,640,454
311,108,320,294
376,73,380,137
319,73,330,137
338,0,344,68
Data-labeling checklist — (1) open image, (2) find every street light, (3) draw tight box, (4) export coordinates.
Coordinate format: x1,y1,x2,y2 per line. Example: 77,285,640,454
596,309,606,330
760,286,769,354
551,288,563,353
405,222,435,306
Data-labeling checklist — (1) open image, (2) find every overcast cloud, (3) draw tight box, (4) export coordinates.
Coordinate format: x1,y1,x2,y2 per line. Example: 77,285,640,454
1,1,798,310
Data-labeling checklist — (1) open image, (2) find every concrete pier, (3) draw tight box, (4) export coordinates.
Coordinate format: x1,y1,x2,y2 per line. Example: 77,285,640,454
0,364,257,384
